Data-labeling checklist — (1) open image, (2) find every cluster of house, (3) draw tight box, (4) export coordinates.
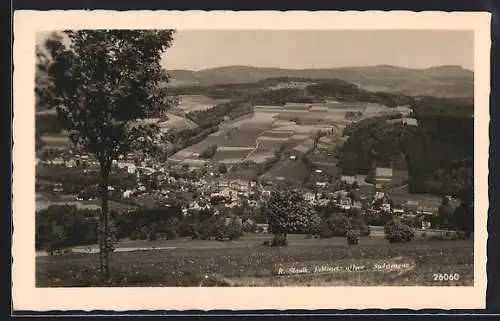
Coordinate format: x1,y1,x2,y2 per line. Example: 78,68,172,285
37,150,97,169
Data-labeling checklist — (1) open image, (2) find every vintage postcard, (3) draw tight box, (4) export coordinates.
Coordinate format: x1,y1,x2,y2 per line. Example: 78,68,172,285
12,10,490,311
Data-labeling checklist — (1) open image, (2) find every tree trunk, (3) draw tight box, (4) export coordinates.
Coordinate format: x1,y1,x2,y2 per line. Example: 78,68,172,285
99,161,111,282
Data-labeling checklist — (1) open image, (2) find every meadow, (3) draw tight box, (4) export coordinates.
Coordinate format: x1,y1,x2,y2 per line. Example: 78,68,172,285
212,149,255,163
36,234,474,287
174,94,231,113
40,133,73,149
262,159,310,184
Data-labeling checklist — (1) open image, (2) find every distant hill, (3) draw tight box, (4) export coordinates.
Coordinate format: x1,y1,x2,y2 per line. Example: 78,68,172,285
167,65,474,98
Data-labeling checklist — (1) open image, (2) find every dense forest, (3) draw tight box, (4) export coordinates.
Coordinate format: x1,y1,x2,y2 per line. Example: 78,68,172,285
338,96,474,198
338,120,418,176
305,79,415,107
169,77,417,107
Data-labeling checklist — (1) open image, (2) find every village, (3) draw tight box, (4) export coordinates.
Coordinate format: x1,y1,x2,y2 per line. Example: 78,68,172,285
35,107,456,233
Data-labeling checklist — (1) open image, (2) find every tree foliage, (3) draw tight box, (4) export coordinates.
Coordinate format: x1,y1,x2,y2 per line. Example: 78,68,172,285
265,189,316,242
36,205,99,254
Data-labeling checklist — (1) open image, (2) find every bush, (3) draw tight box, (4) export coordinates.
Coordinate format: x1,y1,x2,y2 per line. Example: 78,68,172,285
242,220,257,233
318,221,333,239
225,220,243,241
129,230,139,240
401,215,423,229
359,223,371,237
346,229,360,245
365,210,393,226
199,219,216,240
349,217,371,236
326,214,350,237
271,234,288,247
165,217,180,240
148,231,158,241
197,217,244,242
385,219,415,243
305,214,322,236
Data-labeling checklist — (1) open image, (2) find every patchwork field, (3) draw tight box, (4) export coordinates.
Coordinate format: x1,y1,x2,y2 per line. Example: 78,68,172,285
169,101,368,168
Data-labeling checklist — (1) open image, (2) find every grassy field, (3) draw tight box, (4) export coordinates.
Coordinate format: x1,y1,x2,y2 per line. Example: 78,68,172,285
36,234,474,287
212,149,254,162
175,95,230,113
40,134,73,149
222,129,263,147
263,159,309,183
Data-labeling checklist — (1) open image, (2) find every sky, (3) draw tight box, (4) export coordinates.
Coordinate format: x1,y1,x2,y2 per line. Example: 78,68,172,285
36,30,474,71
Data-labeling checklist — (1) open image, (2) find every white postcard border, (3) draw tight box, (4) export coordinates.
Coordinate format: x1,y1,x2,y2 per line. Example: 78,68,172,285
12,10,490,311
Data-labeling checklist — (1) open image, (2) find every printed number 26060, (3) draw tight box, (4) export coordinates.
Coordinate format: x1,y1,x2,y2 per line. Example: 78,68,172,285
433,273,460,281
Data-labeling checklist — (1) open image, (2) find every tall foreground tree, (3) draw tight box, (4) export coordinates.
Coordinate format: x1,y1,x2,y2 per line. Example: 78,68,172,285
36,30,176,281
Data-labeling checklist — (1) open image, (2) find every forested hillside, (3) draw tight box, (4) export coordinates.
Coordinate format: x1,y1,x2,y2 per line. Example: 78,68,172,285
337,96,473,198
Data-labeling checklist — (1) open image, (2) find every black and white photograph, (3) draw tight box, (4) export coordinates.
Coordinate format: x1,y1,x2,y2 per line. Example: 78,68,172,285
13,11,489,311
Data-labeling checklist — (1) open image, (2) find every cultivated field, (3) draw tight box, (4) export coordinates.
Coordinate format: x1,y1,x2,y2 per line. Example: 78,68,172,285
222,129,264,147
36,235,474,287
174,95,231,113
169,101,371,169
262,159,309,184
212,149,255,162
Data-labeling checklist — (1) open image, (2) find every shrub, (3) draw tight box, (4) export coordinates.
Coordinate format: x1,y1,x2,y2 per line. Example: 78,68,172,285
271,234,288,247
305,214,322,237
384,219,398,235
165,228,178,240
349,217,371,236
242,220,257,233
346,229,360,245
326,214,350,237
359,223,371,237
385,219,415,243
129,230,139,240
318,221,333,239
365,210,393,226
148,231,158,241
401,215,423,229
225,220,243,241
199,219,216,240
165,217,180,240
